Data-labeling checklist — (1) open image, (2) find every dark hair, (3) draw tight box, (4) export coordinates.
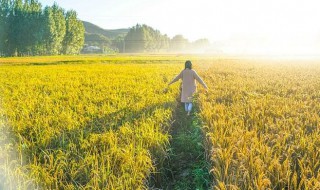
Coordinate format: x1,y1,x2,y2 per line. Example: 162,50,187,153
185,60,192,69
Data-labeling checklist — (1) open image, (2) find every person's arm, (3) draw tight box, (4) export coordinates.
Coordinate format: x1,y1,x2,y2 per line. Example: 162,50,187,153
168,71,183,85
193,70,208,89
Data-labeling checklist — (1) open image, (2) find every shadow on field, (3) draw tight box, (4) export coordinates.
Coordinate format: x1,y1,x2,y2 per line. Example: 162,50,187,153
45,101,176,147
27,101,176,187
84,101,176,133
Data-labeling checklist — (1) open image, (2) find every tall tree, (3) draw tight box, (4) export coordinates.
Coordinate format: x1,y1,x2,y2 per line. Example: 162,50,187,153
124,24,144,53
0,0,11,56
0,0,84,56
159,34,170,52
111,35,124,53
43,3,66,55
124,24,170,53
7,0,24,56
63,10,84,54
22,0,42,55
169,35,189,52
191,38,210,53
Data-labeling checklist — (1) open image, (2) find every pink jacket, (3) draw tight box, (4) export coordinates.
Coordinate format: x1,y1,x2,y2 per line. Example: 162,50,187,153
169,69,207,102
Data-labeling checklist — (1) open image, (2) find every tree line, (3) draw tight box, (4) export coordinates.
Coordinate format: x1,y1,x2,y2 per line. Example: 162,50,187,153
0,0,84,56
110,24,210,53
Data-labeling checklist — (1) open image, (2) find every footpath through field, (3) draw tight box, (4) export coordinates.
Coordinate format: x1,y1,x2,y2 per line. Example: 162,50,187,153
150,100,212,189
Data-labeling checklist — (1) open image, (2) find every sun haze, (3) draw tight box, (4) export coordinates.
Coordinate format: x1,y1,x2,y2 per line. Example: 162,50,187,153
39,0,320,56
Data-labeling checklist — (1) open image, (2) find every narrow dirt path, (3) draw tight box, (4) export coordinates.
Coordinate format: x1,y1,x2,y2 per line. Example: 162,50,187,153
150,101,212,189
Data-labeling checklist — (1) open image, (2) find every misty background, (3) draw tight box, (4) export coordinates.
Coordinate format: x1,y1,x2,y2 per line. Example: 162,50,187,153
2,0,320,56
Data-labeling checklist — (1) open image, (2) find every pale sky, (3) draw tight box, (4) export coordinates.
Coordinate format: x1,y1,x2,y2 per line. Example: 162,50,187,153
39,0,320,55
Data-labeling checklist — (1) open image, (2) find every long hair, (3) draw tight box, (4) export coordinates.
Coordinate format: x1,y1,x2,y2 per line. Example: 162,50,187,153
185,60,192,69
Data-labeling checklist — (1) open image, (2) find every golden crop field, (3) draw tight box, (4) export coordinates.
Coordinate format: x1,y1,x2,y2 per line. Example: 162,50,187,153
0,55,320,190
0,56,185,189
198,59,320,189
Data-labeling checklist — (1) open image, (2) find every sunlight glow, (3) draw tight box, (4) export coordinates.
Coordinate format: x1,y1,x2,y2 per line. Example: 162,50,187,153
39,0,320,55
0,101,32,189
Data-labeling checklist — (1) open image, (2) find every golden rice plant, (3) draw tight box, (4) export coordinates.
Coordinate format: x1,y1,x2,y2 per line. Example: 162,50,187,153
0,56,183,189
198,59,320,189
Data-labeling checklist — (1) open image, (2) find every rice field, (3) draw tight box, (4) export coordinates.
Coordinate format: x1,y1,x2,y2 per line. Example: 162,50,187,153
198,59,320,189
0,55,320,189
0,56,184,189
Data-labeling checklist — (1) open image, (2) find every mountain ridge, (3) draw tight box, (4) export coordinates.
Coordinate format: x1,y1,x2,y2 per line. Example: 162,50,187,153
82,21,129,39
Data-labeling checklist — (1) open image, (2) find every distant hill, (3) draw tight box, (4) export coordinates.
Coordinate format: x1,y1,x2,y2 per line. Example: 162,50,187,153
82,21,129,39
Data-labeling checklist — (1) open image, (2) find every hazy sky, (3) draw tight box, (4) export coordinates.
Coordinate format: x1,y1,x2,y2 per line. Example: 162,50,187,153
39,0,320,55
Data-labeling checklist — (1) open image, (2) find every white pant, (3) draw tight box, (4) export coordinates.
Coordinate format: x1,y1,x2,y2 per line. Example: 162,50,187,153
184,102,193,112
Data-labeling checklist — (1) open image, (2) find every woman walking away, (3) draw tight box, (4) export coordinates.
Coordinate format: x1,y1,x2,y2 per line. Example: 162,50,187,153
168,60,208,116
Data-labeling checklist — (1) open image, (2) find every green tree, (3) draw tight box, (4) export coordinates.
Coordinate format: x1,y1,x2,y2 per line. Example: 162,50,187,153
0,0,84,56
124,24,144,52
160,34,170,52
149,29,169,52
0,0,11,56
63,10,84,54
169,35,189,52
7,0,24,56
191,38,210,52
43,3,66,55
85,33,111,47
22,0,42,55
124,24,169,53
111,35,125,53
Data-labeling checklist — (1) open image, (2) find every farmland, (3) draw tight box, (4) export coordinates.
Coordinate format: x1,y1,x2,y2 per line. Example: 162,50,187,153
1,55,320,189
198,59,320,189
0,55,185,189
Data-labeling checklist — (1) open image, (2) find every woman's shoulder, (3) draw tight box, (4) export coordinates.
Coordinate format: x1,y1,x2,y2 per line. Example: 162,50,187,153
182,69,193,73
